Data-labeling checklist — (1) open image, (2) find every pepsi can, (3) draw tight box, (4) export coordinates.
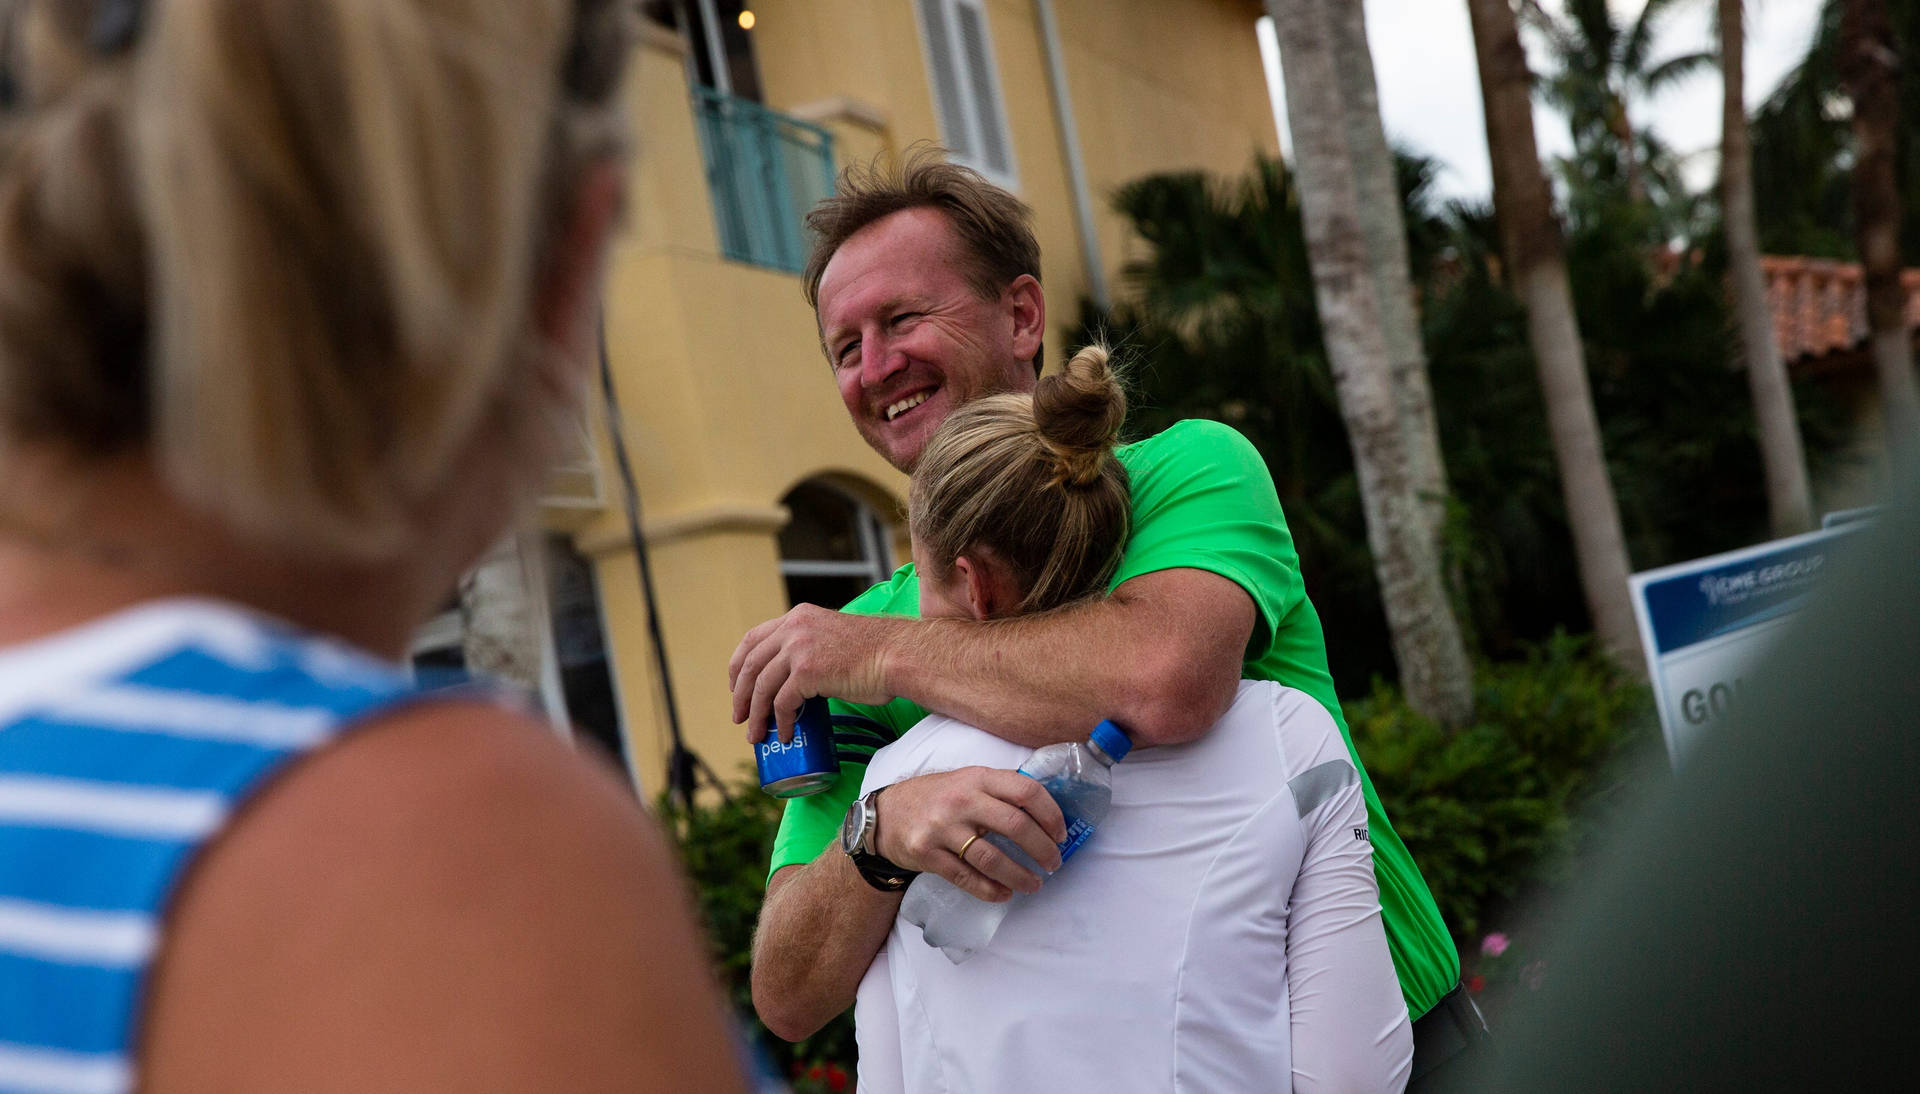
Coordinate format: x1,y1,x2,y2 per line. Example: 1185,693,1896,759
756,695,840,798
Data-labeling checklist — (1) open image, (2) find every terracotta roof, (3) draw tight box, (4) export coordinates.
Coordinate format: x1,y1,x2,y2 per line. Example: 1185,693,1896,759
1763,255,1920,369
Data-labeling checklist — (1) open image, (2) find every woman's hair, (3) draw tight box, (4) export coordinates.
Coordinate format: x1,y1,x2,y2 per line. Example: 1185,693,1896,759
0,0,631,555
910,344,1130,615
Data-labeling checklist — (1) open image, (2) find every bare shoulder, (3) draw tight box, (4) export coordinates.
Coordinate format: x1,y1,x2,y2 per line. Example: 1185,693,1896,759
141,699,747,1094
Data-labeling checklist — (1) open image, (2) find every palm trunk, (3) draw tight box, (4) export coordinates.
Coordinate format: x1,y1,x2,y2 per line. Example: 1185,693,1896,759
1271,0,1474,727
1466,0,1641,671
1328,0,1452,552
1722,0,1815,534
1841,0,1920,452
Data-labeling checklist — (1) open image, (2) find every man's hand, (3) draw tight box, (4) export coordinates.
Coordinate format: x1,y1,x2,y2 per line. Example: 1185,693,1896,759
730,604,899,742
749,767,1068,1040
876,768,1068,901
732,571,1252,750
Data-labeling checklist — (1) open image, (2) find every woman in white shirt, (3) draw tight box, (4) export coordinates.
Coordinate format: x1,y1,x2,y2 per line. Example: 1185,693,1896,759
854,346,1413,1093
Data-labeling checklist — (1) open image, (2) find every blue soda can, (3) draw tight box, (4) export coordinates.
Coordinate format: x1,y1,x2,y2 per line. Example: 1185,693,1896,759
756,695,840,798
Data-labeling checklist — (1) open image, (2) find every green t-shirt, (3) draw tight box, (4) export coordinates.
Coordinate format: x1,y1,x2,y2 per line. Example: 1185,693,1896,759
766,419,1459,1017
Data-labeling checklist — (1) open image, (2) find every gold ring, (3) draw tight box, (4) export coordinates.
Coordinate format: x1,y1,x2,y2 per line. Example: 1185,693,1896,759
956,832,984,861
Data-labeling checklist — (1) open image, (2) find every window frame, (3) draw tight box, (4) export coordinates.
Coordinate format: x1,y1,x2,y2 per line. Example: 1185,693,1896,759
777,482,897,607
911,0,1020,191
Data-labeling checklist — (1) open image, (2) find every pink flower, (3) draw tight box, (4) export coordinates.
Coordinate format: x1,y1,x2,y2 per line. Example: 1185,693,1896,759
1480,932,1510,957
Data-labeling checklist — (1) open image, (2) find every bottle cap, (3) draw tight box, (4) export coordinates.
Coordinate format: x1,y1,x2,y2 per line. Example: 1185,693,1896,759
1089,720,1133,763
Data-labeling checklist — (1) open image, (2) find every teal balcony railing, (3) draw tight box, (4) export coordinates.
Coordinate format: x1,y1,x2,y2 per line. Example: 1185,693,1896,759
692,87,835,274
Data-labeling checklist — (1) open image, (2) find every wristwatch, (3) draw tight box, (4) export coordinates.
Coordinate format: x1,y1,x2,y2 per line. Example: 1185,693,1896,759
840,787,918,892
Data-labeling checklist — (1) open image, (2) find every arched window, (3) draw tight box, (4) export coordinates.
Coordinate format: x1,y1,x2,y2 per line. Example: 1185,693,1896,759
778,481,896,609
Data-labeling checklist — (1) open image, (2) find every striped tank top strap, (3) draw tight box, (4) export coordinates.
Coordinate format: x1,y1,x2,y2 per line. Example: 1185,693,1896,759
0,601,419,1094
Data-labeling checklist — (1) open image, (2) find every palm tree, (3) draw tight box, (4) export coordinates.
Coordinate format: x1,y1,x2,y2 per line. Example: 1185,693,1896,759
1841,0,1920,447
1748,2,1854,259
1721,0,1816,534
1521,0,1716,213
1270,0,1475,726
1101,160,1399,691
1327,0,1451,551
1466,0,1641,671
1106,160,1336,500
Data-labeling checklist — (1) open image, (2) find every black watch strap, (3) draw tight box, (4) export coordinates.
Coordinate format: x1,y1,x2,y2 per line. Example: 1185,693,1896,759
850,852,917,892
847,788,918,892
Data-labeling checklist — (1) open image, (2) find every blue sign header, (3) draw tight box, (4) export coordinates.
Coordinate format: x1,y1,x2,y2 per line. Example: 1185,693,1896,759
1638,534,1849,656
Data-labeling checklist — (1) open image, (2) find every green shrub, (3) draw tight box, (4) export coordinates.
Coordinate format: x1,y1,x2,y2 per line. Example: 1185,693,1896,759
1345,633,1659,943
656,771,856,1083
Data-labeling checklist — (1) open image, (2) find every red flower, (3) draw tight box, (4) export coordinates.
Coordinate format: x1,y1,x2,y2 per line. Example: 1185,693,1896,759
808,1063,826,1081
827,1064,850,1092
1465,974,1486,995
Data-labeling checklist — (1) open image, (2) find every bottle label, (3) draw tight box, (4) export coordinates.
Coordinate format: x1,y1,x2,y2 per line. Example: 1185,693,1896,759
1018,767,1102,866
1058,816,1095,863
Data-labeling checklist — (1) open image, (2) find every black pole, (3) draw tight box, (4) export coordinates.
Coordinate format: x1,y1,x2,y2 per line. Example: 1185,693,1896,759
597,322,710,810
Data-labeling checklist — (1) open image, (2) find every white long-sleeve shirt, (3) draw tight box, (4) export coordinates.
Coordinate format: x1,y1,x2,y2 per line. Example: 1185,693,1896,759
854,680,1413,1093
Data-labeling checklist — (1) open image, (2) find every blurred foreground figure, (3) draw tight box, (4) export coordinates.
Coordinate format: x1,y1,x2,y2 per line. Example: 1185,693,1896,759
0,1,746,1091
1462,473,1920,1091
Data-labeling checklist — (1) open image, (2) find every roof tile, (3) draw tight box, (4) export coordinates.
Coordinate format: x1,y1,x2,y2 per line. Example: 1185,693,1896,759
1763,255,1920,365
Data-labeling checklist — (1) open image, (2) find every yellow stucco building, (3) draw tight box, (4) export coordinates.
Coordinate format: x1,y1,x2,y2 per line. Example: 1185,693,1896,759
534,0,1282,797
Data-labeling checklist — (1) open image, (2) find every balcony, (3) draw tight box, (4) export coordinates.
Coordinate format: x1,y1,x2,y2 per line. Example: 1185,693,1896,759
692,87,836,274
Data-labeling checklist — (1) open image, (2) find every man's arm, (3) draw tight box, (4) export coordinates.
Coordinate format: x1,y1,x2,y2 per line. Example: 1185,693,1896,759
746,419,1287,1038
745,571,1249,1040
751,768,1067,1040
752,858,898,1042
732,566,1255,749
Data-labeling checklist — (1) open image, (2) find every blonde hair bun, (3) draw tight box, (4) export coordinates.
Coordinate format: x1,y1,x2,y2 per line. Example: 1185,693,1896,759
1033,344,1125,487
908,341,1131,615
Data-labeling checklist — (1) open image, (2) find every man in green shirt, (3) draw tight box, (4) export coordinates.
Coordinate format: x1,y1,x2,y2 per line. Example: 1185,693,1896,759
734,153,1473,1081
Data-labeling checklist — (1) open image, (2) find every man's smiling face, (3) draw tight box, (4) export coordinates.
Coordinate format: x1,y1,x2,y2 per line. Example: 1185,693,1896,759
815,207,1039,473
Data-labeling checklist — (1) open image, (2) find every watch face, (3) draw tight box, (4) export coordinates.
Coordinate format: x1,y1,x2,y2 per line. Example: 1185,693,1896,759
840,797,866,855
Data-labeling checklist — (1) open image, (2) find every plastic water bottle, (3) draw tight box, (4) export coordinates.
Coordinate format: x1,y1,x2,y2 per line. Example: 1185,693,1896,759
900,720,1132,964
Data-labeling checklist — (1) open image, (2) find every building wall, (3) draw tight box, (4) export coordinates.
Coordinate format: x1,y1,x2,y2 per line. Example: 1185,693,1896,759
748,0,1082,372
585,4,1279,797
1050,0,1280,301
580,27,908,795
752,0,1278,362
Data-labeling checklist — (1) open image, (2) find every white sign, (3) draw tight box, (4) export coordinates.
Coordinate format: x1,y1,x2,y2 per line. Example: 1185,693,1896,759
1629,526,1862,764
1821,506,1880,530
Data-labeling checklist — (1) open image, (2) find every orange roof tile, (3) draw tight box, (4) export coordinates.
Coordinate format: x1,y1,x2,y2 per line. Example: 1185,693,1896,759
1763,255,1920,366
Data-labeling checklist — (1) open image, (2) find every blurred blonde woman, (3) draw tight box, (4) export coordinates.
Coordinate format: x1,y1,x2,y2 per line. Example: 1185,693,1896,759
0,1,745,1091
852,347,1414,1093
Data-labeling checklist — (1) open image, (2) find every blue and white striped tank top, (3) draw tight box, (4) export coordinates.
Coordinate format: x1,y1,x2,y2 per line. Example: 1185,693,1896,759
0,599,422,1094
